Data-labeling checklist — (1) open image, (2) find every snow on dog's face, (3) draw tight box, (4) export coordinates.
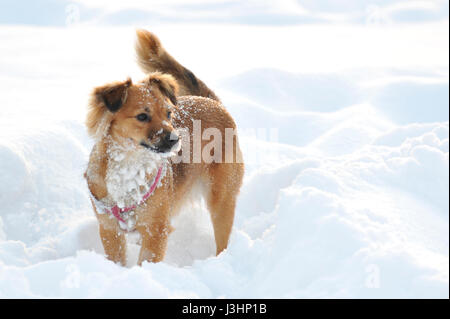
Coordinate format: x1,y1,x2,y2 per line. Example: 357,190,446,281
87,72,180,153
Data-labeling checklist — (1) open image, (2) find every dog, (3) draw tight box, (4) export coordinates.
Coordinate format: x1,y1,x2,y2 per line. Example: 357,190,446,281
85,30,244,266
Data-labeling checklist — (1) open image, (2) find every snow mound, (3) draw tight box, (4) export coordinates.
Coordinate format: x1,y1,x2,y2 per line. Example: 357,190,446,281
0,24,448,298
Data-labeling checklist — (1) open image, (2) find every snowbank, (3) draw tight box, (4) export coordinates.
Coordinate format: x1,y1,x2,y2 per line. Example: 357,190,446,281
0,23,448,298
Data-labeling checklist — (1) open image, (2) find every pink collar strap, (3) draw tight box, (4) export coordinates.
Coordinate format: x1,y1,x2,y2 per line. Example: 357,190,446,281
105,166,164,223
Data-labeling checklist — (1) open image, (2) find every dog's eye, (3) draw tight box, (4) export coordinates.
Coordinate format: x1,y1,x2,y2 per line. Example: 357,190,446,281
167,111,172,120
136,113,150,122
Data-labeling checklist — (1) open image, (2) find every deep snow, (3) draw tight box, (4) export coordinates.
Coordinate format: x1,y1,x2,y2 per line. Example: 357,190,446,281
0,18,448,298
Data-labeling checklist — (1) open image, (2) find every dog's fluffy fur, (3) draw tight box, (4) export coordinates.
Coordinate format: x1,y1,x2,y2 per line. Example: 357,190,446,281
85,30,244,265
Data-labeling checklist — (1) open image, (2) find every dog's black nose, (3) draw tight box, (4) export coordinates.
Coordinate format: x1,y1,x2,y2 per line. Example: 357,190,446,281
164,132,179,146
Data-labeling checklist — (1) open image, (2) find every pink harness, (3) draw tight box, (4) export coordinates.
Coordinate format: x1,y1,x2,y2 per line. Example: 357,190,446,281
105,166,163,223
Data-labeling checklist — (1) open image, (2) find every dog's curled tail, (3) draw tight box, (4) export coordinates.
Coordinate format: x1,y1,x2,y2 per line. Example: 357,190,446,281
135,29,220,102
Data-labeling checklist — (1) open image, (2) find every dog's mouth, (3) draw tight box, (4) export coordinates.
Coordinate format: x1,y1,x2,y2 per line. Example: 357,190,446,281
140,139,180,154
140,130,181,155
139,141,160,152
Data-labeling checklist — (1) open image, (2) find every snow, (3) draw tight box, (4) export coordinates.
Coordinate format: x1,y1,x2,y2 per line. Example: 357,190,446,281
0,1,448,298
101,137,168,209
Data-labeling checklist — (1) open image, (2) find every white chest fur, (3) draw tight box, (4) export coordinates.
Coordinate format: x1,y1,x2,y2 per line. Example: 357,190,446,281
105,139,168,209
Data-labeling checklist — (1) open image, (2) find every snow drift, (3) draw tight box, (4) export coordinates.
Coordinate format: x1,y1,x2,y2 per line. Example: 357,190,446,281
0,21,448,298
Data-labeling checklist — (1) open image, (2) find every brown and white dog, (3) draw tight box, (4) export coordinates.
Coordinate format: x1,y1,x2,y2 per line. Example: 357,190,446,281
85,30,244,266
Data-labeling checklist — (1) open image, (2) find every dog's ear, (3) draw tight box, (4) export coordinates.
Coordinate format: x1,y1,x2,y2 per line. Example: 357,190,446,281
148,73,178,105
93,78,132,112
86,78,132,139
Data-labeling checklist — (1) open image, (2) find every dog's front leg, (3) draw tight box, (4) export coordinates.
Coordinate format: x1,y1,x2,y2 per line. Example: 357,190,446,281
136,214,171,265
93,201,127,266
98,221,127,266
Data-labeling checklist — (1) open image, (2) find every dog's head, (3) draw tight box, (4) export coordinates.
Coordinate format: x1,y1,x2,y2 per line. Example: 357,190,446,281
87,72,180,153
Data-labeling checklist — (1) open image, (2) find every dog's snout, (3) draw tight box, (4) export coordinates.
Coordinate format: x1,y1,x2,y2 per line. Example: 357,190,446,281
164,132,179,146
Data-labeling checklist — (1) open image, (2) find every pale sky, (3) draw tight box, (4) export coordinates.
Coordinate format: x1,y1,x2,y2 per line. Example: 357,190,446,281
0,0,448,26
